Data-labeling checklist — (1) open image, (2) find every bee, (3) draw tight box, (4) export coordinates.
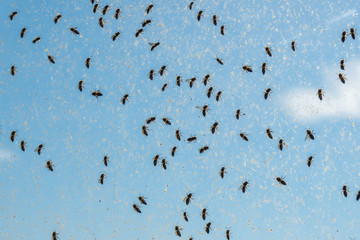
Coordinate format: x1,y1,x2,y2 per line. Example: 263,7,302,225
239,132,248,141
205,222,212,234
307,156,313,167
102,5,110,15
197,10,203,21
176,75,182,87
242,65,252,72
135,29,144,37
265,46,272,57
98,17,104,28
99,173,105,184
197,105,209,117
350,28,356,40
189,2,194,10
261,62,268,75
133,204,141,213
103,155,109,167
212,15,217,25
54,14,62,24
9,11,18,21
78,80,84,92
93,3,99,13
150,42,160,51
340,59,345,70
341,30,347,42
161,83,168,92
52,231,58,240
215,91,222,101
220,25,225,35
264,88,271,100
207,87,214,98
291,40,296,51
10,65,16,76
48,55,55,64
266,128,273,139
317,89,323,101
188,77,197,88
240,181,249,193
184,193,193,205
20,28,27,38
159,65,166,76
85,57,91,68
20,140,26,151
276,177,286,185
235,109,245,119
153,154,159,166
146,4,154,14
187,136,197,142
216,58,223,65
46,160,54,172
338,73,346,84
203,74,210,86
342,185,348,197
171,146,177,157
121,94,129,105
175,226,182,237
10,131,16,142
278,139,284,151
219,166,226,179
70,27,80,35
201,208,208,220
210,122,219,134
148,69,155,80
32,36,41,43
114,8,121,19
112,32,120,41
356,190,360,201
175,129,181,141
92,90,103,98
306,129,314,140
226,229,231,240
161,158,167,170
142,125,149,136
199,145,209,154
35,144,44,155
146,117,156,124
142,19,151,27
162,118,171,125
138,196,147,205
183,211,189,222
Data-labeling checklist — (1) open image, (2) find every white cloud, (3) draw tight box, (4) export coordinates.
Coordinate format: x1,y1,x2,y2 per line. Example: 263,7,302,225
0,149,15,163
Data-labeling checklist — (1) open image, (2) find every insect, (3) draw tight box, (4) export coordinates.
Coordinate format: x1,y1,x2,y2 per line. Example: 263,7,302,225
342,185,348,197
46,160,54,172
152,154,160,166
175,129,181,141
306,129,314,140
340,59,345,70
48,55,55,64
161,158,167,170
142,125,149,136
199,145,209,154
197,105,209,117
146,4,154,14
162,118,171,125
338,73,346,84
98,17,104,28
114,8,121,19
150,42,160,51
85,57,91,69
197,11,203,21
10,65,16,76
138,196,147,205
142,19,151,27
265,46,272,57
341,30,347,42
205,222,212,234
20,28,27,38
32,37,41,43
9,11,18,20
220,25,225,35
215,91,222,101
103,155,109,167
176,75,182,87
159,65,166,76
133,204,141,213
171,146,177,157
317,89,323,101
189,2,194,10
219,166,226,179
207,87,214,98
212,15,217,25
102,5,110,15
70,27,80,35
210,122,219,134
20,140,26,151
93,4,99,13
235,109,245,119
184,193,193,205
187,136,197,142
161,83,168,92
201,208,208,220
54,14,62,24
10,131,16,142
52,231,58,240
276,177,286,185
183,211,189,222
92,90,103,98
242,65,253,72
239,181,248,193
350,28,356,40
135,29,144,37
264,88,271,100
203,74,210,86
99,173,105,184
188,77,197,88
121,94,129,105
148,69,155,80
307,156,313,167
175,226,182,237
112,32,120,41
78,80,84,92
261,62,268,75
35,144,44,155
356,190,360,201
226,229,231,240
146,117,156,124
216,58,223,65
239,133,248,141
278,139,284,151
291,40,296,51
266,128,273,139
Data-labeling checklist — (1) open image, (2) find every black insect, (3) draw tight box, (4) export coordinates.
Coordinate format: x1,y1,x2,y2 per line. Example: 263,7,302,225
242,65,252,72
102,5,110,15
210,122,219,134
197,10,203,21
338,73,346,84
184,193,193,205
235,109,245,119
205,222,212,234
54,14,62,24
307,156,313,167
159,65,166,76
10,65,16,76
153,154,159,166
189,2,194,10
350,28,356,40
198,105,209,117
93,4,99,13
219,166,226,179
142,19,151,27
187,136,197,142
212,15,217,25
98,17,104,28
341,31,347,42
216,58,223,65
146,4,154,14
291,40,296,51
78,80,84,92
175,129,181,141
215,91,222,101
220,25,225,35
46,160,54,172
114,8,120,19
9,11,18,21
52,231,58,240
342,185,348,197
133,204,141,213
20,140,26,151
146,117,156,124
162,118,171,125
188,77,197,88
10,131,16,142
240,133,248,141
226,229,231,240
264,88,271,100
317,89,323,101
20,28,27,38
201,208,208,220
203,74,210,86
112,32,120,41
306,129,314,140
240,181,249,193
121,94,129,105
176,75,182,87
142,125,149,136
175,226,182,237
171,146,177,157
207,87,214,98
103,155,109,167
92,90,103,98
150,42,160,51
85,57,91,69
32,37,41,43
99,173,105,184
161,83,168,92
138,196,147,205
183,211,189,222
161,158,167,170
261,62,268,75
356,190,360,201
340,59,345,70
266,128,273,139
149,69,155,80
276,177,286,185
135,29,144,37
265,46,272,57
278,139,284,151
199,145,209,154
70,27,80,35
35,144,44,155
48,55,55,64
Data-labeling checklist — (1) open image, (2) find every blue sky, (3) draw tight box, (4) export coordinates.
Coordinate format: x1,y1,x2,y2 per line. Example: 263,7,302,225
1,0,360,239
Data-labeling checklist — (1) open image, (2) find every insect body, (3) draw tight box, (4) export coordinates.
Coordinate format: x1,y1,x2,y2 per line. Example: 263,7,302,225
215,91,222,101
176,75,182,86
210,122,219,134
175,129,181,141
138,196,147,205
146,117,156,124
240,133,248,141
212,15,217,25
240,181,249,193
46,160,54,171
307,156,313,167
35,144,44,155
98,17,104,28
242,65,252,72
161,83,168,92
235,109,245,119
92,90,103,98
276,177,286,185
52,231,58,240
207,87,214,98
146,4,154,14
142,125,149,136
10,131,16,142
20,140,26,151
142,19,151,27
189,2,194,10
54,14,62,24
161,158,167,170
78,80,84,92
197,11,203,21
32,37,41,43
201,208,208,220
265,46,272,57
153,154,159,166
203,74,210,86
102,5,110,15
199,145,209,153
48,55,55,64
317,89,323,101
20,28,27,38
9,11,18,20
350,28,356,39
114,8,121,19
187,136,197,142
159,65,166,76
291,41,296,51
205,222,212,234
216,58,223,65
112,32,120,41
261,62,268,75
135,29,144,37
85,57,91,69
198,105,209,117
175,226,182,237
338,73,346,84
306,129,314,140
162,118,171,125
278,139,284,150
226,229,231,240
219,166,226,179
121,94,129,105
183,211,189,221
150,42,160,51
266,128,273,139
171,146,177,157
340,59,345,70
341,31,347,42
356,190,360,201
99,173,105,184
70,27,80,35
133,204,141,213
149,69,155,80
342,185,348,197
264,88,271,100
220,25,225,35
184,193,193,205
188,77,196,88
10,65,16,76
103,155,109,167
93,4,99,13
